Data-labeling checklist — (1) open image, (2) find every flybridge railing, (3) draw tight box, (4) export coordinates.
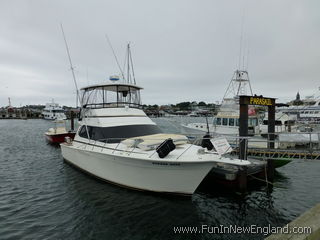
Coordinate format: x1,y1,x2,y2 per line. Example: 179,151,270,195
82,102,142,109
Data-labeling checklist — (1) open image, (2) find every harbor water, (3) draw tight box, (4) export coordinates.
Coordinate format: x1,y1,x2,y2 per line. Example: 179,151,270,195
1,119,320,240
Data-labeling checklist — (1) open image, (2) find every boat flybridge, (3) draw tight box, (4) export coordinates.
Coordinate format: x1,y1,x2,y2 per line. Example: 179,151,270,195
42,102,67,120
183,70,260,137
61,79,251,195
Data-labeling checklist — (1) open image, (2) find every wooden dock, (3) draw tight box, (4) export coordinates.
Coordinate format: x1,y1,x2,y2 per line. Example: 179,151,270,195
265,203,320,240
233,148,320,160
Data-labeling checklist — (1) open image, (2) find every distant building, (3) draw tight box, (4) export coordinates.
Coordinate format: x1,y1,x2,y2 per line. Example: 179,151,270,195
291,92,304,106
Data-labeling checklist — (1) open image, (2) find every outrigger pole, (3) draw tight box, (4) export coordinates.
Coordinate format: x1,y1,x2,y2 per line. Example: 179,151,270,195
128,43,136,85
60,23,80,108
60,24,90,139
105,34,125,81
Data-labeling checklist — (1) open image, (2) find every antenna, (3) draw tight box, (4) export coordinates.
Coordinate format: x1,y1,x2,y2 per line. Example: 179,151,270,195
105,34,125,80
238,8,246,70
246,47,250,71
242,42,246,70
60,23,80,108
86,67,89,85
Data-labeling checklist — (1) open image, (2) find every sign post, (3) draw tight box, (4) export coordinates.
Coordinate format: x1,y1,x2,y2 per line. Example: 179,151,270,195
239,100,248,160
239,95,276,155
239,95,276,182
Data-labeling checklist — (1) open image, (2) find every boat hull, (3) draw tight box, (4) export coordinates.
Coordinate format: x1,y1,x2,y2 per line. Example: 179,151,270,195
45,132,76,144
60,143,215,195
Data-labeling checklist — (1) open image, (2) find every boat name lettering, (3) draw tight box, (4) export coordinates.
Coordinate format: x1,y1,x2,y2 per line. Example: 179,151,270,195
249,97,273,106
152,162,180,166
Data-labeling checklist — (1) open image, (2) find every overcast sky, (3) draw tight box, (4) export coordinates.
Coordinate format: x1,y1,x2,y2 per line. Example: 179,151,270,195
0,0,319,107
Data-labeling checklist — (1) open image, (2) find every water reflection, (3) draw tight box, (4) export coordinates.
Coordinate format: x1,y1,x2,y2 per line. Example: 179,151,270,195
1,119,320,240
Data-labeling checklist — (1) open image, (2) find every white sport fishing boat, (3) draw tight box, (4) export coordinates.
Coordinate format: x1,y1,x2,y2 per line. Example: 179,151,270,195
60,41,252,195
60,80,252,195
183,70,260,137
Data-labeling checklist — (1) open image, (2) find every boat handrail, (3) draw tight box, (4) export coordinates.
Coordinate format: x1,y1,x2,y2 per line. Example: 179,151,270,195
78,136,220,158
74,130,320,161
77,130,320,159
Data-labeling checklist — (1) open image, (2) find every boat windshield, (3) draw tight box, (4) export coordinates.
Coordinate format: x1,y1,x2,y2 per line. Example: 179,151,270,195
78,124,162,143
214,117,254,127
263,120,283,126
248,118,258,126
81,84,142,109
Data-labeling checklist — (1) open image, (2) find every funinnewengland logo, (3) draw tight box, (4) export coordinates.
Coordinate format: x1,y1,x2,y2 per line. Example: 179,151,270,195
173,224,312,236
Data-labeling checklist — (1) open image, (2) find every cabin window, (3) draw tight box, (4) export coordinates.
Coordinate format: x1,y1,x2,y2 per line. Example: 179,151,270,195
262,120,282,126
222,118,228,126
78,124,162,143
284,120,295,126
81,86,142,109
229,118,235,126
315,111,319,114
78,125,89,138
216,118,221,125
236,119,239,126
108,90,118,105
275,120,282,126
249,118,258,126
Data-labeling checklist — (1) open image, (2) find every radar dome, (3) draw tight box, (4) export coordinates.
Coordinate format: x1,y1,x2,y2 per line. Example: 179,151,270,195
109,75,120,81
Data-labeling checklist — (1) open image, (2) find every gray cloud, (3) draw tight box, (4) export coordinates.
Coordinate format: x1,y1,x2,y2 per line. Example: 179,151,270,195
1,0,319,107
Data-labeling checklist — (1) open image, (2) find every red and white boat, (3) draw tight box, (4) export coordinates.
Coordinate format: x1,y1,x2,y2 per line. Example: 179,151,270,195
45,120,76,144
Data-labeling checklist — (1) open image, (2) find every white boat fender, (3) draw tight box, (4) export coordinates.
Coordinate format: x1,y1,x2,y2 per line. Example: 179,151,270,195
201,134,214,151
48,128,55,133
65,137,72,144
156,139,176,158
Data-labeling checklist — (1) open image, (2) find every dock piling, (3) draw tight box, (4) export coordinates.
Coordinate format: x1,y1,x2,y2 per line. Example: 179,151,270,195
267,159,274,182
70,111,74,131
237,166,247,193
